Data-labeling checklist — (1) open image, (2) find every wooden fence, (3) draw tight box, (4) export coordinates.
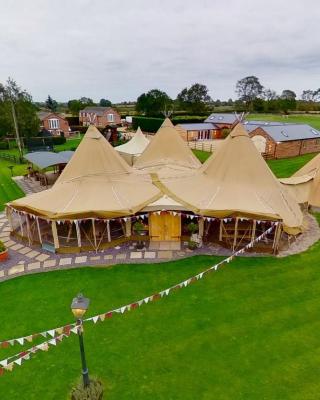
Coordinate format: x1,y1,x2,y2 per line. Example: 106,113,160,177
0,152,24,164
187,140,224,153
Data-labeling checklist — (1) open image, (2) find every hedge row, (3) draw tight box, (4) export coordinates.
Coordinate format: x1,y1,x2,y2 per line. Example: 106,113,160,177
23,136,67,147
132,115,207,132
0,141,9,150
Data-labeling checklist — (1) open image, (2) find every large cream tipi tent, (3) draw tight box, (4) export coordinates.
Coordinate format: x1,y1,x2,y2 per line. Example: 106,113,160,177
159,123,303,234
9,126,161,219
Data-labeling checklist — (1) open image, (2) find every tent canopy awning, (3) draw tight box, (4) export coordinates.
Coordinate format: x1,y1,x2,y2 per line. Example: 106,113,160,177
24,151,74,170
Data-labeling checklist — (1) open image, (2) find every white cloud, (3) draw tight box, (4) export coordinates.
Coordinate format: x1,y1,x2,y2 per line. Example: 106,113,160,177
0,0,319,101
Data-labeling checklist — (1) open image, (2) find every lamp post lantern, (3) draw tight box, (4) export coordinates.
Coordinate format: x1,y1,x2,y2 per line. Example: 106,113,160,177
71,293,90,388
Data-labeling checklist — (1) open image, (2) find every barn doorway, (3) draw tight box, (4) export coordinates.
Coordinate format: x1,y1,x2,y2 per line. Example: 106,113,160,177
252,135,267,153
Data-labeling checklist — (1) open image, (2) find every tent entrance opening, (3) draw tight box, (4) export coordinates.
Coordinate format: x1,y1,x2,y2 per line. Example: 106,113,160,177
149,212,181,241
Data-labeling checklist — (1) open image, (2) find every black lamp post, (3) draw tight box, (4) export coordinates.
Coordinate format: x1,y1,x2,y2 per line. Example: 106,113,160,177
71,293,90,388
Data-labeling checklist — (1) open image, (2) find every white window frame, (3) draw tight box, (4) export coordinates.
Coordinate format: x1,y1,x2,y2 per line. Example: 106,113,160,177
48,118,60,129
107,113,114,122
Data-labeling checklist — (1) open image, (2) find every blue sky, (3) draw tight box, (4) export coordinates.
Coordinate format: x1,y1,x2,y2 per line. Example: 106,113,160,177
1,0,319,102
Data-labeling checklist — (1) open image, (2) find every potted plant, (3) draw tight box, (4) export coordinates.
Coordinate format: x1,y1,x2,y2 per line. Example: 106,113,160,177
0,240,8,262
133,220,145,250
187,222,199,250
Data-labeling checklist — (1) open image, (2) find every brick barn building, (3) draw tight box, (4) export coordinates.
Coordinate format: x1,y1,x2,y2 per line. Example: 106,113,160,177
37,112,70,137
79,106,121,127
244,121,320,159
175,123,221,141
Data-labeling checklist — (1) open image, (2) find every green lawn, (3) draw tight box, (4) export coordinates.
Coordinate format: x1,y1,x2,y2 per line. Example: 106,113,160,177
248,113,320,130
2,239,320,399
0,160,26,211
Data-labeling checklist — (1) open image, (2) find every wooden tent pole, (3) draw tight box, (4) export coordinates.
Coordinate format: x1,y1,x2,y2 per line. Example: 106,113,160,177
198,217,204,239
219,219,223,241
92,219,97,252
19,213,24,237
233,218,239,251
107,220,111,242
75,220,82,248
52,220,59,250
251,220,256,242
273,223,282,253
26,214,31,246
6,207,13,232
125,218,132,238
36,217,42,244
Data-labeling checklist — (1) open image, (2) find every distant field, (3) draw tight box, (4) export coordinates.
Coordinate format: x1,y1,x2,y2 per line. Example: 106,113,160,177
248,114,320,130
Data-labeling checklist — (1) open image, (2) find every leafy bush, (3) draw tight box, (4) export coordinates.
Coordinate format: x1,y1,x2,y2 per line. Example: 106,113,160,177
70,378,103,400
66,116,79,125
0,240,6,252
188,240,198,250
187,222,198,234
133,220,145,234
0,141,9,150
52,136,66,145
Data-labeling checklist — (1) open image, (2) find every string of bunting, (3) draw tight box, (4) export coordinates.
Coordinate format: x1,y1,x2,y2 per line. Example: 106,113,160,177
0,224,276,375
0,329,77,375
9,205,275,226
0,224,276,350
83,225,275,324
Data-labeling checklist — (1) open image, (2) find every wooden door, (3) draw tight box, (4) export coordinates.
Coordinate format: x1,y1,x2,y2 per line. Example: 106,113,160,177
149,212,181,241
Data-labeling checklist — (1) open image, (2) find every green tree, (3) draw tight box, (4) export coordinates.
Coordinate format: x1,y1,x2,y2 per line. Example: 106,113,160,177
278,90,296,113
0,78,39,140
177,83,212,114
235,76,264,111
99,98,112,107
136,89,172,116
68,97,95,116
45,95,58,112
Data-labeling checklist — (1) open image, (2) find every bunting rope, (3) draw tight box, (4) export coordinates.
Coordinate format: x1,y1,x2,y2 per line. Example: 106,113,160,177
0,225,276,375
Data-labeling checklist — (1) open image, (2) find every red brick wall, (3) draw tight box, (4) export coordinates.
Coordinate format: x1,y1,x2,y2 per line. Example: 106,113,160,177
41,114,70,137
79,108,121,127
249,127,320,158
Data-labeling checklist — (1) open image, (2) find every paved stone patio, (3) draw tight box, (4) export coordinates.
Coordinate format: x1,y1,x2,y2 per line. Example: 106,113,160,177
0,210,319,283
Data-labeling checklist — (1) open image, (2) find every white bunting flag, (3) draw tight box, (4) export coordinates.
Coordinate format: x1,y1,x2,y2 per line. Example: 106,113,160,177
92,316,100,324
14,358,23,366
16,338,24,346
0,360,8,367
48,330,55,338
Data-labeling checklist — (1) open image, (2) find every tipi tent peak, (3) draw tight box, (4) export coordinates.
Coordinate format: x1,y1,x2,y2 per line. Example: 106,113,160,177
134,119,201,172
115,127,150,165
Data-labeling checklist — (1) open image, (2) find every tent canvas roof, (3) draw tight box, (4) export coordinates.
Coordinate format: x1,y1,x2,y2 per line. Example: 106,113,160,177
159,123,303,233
293,153,320,206
134,118,201,172
115,127,149,156
24,151,74,170
9,126,161,219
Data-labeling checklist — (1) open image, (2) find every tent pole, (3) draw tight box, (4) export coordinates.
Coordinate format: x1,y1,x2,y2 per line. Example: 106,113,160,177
19,213,24,237
92,219,97,252
125,218,132,238
219,219,223,241
107,220,111,242
52,220,59,250
198,217,204,240
26,214,31,246
36,217,42,244
233,217,239,251
273,223,282,254
251,220,256,242
6,207,13,233
75,220,82,248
